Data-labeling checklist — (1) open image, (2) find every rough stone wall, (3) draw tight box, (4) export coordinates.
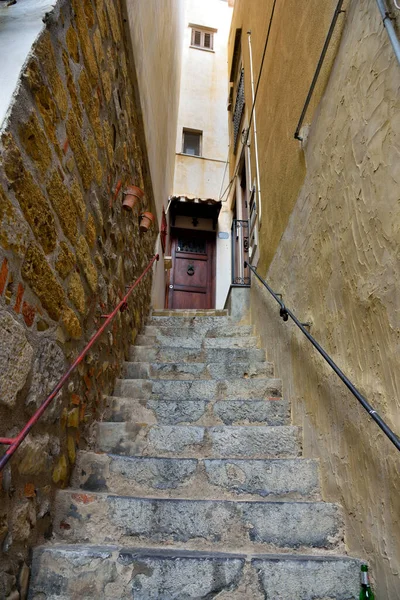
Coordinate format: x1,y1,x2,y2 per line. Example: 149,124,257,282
250,0,400,596
0,0,157,596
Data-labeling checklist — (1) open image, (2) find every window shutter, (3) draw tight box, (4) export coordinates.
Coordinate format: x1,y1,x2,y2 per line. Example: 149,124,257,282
204,32,211,48
193,30,201,46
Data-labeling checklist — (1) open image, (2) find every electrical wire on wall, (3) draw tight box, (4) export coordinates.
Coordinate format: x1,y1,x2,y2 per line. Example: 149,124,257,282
218,0,277,203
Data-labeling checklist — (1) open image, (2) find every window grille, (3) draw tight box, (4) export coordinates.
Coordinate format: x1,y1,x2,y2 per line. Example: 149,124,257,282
191,28,214,50
248,186,258,262
233,68,245,151
231,219,250,286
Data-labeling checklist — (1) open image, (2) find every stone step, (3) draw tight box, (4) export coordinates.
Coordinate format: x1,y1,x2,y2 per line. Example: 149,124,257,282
144,324,254,338
147,314,233,327
113,378,282,401
106,396,290,426
54,492,344,553
96,423,302,458
152,309,228,317
130,345,267,364
74,452,321,501
123,360,273,380
135,334,260,349
29,545,361,600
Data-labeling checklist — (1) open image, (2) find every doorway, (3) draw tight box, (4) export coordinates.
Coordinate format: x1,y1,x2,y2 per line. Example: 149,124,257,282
168,228,216,309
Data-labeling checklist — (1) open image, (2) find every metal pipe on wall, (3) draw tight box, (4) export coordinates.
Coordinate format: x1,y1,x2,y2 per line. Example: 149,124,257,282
376,0,400,65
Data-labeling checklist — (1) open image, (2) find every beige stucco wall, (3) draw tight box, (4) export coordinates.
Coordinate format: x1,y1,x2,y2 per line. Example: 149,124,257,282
173,0,232,200
249,0,400,596
173,0,233,308
228,0,346,272
123,0,184,307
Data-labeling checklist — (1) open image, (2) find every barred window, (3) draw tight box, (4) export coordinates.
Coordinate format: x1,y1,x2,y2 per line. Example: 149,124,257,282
233,68,245,151
191,28,214,50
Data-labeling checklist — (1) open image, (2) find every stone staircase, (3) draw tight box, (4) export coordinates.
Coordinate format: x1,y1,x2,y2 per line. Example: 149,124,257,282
28,309,361,599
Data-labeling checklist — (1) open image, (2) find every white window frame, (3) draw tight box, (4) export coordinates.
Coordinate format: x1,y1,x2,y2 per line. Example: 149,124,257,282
189,24,217,51
182,128,203,157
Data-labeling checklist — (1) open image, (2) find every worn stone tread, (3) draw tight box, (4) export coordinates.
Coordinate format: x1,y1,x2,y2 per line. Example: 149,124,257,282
144,324,254,338
96,423,302,458
130,345,267,364
123,360,273,380
135,334,260,349
74,452,321,500
105,396,290,426
114,377,282,401
152,309,228,317
54,491,344,552
29,545,361,600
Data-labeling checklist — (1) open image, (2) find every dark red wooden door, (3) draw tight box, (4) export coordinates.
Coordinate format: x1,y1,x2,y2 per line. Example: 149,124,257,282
168,229,216,309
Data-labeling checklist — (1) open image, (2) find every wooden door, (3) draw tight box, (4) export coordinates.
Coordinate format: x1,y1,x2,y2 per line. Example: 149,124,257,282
168,228,216,309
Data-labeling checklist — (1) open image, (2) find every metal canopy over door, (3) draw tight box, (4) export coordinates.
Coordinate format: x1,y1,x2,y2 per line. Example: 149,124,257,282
168,228,216,309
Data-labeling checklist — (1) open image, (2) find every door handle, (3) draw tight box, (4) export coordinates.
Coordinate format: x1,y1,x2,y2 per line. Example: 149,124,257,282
169,284,173,289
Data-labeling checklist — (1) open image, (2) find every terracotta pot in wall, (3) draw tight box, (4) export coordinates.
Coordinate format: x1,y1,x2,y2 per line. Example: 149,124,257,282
122,185,144,211
139,211,155,233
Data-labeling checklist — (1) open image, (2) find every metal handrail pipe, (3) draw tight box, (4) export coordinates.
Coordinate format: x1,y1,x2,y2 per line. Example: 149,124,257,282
376,0,400,65
294,0,345,141
0,254,159,471
246,262,400,452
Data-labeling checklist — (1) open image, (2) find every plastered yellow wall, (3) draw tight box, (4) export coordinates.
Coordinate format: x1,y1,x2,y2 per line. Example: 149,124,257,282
123,0,185,307
243,0,400,595
228,0,345,271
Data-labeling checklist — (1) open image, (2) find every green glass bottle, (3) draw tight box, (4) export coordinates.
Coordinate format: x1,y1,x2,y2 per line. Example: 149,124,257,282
360,564,375,600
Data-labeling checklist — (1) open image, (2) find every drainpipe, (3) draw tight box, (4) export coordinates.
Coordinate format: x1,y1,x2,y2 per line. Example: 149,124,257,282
376,0,400,65
247,31,262,224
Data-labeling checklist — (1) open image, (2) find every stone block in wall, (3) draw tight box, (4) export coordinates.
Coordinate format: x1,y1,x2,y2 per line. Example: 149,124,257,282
66,26,80,63
0,186,30,258
76,235,98,293
0,312,33,409
62,51,83,127
46,170,78,243
18,113,52,175
61,306,82,340
68,272,86,315
16,435,51,477
70,179,86,222
70,0,99,86
55,242,76,280
25,340,66,420
1,133,57,254
23,58,62,158
65,111,93,190
21,244,65,321
34,33,68,119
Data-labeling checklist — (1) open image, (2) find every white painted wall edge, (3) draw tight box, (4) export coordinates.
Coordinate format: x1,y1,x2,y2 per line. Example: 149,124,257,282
0,0,58,128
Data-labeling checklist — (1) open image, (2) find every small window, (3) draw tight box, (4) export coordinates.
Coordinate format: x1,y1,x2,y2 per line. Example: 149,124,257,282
191,28,214,50
182,129,202,156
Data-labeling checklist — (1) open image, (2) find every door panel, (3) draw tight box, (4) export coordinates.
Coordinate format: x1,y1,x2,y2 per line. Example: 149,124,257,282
168,229,215,309
174,255,208,288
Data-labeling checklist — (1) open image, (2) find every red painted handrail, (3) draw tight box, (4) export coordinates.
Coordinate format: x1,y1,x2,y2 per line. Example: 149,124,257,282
0,254,159,471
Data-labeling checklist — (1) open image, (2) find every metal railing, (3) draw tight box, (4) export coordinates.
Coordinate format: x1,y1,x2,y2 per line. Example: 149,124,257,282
232,219,250,286
294,0,346,141
245,261,400,452
0,254,159,471
295,0,400,141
